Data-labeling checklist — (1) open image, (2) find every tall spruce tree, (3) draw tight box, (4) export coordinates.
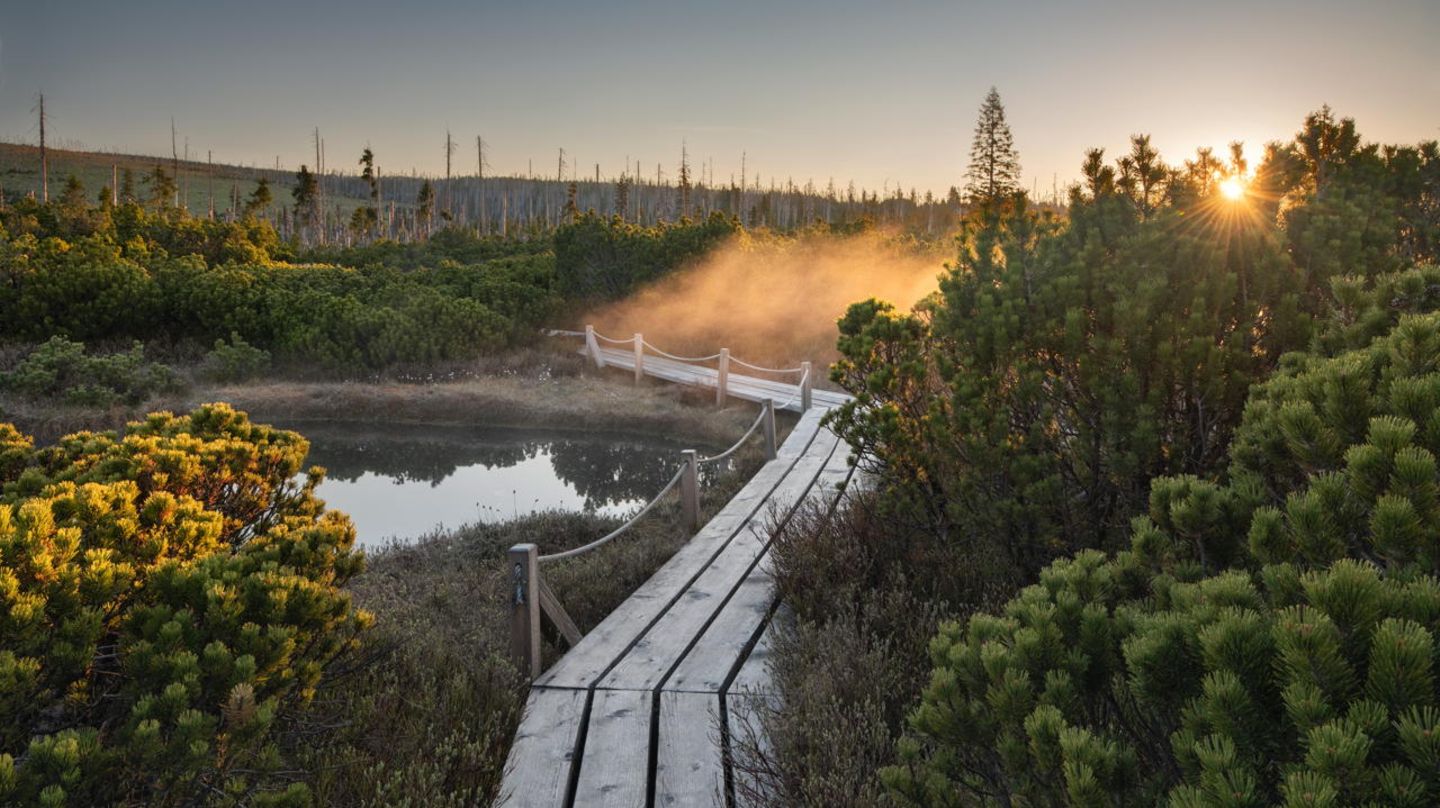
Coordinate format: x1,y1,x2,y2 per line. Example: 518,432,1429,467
964,87,1022,205
243,177,272,218
415,179,435,236
292,164,319,236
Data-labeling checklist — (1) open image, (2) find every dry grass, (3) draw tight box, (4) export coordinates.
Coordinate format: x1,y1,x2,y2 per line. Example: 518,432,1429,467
211,374,757,447
729,491,1016,808
1,345,771,448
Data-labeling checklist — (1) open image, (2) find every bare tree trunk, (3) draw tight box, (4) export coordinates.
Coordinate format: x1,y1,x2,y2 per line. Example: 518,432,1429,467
171,118,181,208
477,136,487,235
38,93,47,203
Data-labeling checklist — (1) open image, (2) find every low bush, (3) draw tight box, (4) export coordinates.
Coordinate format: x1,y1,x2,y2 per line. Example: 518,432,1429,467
0,336,180,406
883,315,1440,807
199,333,271,382
0,404,368,806
732,491,1013,807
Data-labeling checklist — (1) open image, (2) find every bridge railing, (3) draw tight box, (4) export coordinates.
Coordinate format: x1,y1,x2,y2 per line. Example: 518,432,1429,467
506,396,780,680
546,325,815,411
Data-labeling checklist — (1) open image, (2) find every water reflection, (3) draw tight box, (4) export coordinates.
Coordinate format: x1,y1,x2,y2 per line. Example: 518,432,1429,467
284,421,728,547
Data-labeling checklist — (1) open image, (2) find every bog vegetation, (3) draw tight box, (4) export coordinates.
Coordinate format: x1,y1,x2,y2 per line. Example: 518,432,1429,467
752,101,1440,808
0,183,743,373
4,89,1440,808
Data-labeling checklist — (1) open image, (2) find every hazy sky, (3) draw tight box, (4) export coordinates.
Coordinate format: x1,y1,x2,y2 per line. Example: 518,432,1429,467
2,0,1436,195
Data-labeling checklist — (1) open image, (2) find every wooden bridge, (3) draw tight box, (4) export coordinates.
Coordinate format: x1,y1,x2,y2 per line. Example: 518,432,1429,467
497,330,859,807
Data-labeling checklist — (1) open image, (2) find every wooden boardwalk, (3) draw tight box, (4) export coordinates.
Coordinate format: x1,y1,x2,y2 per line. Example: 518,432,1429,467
498,354,857,807
587,342,851,413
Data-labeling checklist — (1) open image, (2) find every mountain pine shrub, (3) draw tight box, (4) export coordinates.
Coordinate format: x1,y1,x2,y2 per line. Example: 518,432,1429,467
884,315,1440,807
0,404,368,806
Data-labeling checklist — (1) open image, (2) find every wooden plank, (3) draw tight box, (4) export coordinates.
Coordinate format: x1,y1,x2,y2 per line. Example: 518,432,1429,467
571,688,653,807
535,412,829,690
729,607,782,696
596,431,842,691
655,691,726,807
667,446,855,694
494,688,587,808
664,565,774,693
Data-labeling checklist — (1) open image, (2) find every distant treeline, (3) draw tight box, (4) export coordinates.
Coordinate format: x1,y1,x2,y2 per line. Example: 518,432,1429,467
0,141,987,246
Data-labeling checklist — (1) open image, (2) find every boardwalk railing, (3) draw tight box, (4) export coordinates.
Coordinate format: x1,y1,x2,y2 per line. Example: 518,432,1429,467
546,325,816,411
507,395,780,680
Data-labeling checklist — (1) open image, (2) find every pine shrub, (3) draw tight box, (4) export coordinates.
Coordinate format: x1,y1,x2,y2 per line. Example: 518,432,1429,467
885,315,1440,807
0,403,368,806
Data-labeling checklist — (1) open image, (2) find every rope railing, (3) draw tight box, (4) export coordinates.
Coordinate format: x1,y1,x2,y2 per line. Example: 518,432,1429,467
553,325,817,411
728,355,806,375
640,338,723,363
772,366,812,412
537,464,687,563
549,326,807,379
507,394,781,679
698,403,771,466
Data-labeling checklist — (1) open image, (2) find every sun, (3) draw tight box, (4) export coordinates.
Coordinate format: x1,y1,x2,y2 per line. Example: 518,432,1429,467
1219,176,1246,201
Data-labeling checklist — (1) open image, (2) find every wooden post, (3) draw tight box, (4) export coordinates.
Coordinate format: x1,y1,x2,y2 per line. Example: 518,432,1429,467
585,324,605,369
800,361,814,411
762,399,777,461
633,333,644,384
680,449,700,532
716,348,731,406
508,544,541,680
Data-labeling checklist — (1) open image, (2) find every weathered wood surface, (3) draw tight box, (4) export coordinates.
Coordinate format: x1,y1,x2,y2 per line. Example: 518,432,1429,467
495,688,587,806
498,363,861,807
589,344,851,411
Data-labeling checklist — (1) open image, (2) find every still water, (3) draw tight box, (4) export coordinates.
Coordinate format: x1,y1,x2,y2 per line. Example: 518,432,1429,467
283,421,725,548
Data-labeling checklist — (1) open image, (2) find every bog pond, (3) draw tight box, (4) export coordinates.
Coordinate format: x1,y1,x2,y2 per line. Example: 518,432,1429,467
281,420,729,548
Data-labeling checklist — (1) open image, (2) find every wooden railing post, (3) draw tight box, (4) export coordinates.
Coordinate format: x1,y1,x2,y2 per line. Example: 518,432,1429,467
716,348,730,406
633,333,644,384
680,449,700,532
762,399,777,461
800,361,813,411
508,544,541,680
585,324,605,369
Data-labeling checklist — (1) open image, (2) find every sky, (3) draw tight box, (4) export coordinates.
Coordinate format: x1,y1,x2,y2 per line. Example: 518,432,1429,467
1,0,1437,197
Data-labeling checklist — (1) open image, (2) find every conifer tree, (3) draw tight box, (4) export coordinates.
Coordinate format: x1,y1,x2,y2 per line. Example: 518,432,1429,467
119,168,136,204
963,87,1022,206
243,177,272,218
351,148,379,237
292,164,319,236
144,165,176,210
0,404,367,805
415,178,435,236
883,315,1440,807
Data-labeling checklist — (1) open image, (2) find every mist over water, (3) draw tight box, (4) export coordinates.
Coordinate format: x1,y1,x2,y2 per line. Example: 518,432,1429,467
586,231,946,373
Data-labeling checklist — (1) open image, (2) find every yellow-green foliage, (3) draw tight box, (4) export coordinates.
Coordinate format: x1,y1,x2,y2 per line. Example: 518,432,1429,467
0,403,367,806
0,196,560,369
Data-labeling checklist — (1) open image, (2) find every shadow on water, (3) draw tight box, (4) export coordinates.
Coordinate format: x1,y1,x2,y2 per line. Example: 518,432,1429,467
282,421,732,547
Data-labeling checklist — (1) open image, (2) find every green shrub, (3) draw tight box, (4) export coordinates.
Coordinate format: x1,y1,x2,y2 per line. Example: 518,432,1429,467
883,315,1440,807
0,201,563,371
0,336,179,406
828,191,1311,579
553,210,738,299
0,404,368,806
201,332,271,382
